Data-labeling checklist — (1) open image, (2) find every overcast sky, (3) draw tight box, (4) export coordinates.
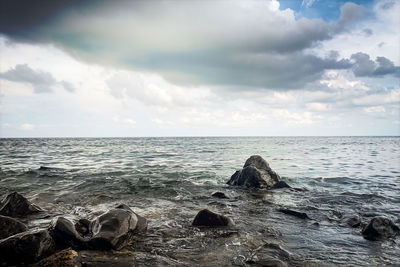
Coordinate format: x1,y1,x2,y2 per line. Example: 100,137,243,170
0,0,399,137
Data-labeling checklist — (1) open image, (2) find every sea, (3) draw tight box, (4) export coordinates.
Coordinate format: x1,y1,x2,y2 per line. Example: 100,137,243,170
0,136,399,266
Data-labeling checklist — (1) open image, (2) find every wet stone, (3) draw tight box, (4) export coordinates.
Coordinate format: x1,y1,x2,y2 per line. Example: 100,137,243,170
0,229,56,265
362,216,399,241
227,155,289,189
192,209,234,227
0,214,28,239
0,192,43,217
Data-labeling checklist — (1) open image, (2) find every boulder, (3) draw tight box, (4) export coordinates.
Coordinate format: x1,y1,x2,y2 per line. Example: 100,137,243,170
50,204,147,251
88,204,147,250
0,215,28,239
50,216,88,250
192,209,234,227
211,192,229,199
0,192,43,217
227,155,289,189
0,229,56,264
362,217,399,241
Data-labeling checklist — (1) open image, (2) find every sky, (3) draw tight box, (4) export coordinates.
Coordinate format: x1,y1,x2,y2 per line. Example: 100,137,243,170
0,0,399,137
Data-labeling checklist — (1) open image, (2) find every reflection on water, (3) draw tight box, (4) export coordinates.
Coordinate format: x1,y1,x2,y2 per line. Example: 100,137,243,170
0,137,399,265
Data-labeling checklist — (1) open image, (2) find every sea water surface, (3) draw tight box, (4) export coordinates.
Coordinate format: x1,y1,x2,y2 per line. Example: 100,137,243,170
0,137,399,266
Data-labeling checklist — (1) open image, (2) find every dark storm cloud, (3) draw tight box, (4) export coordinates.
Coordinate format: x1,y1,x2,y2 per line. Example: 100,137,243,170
351,52,400,77
0,0,85,41
0,0,380,90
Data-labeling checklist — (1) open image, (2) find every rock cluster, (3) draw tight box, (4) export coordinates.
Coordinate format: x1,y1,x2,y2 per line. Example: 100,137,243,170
0,192,147,265
227,155,290,189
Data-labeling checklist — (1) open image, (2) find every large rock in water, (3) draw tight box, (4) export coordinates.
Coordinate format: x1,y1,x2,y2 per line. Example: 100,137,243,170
0,229,56,265
227,155,289,189
0,215,28,239
89,204,147,250
50,216,89,250
192,209,234,227
362,217,399,241
50,204,147,251
0,192,43,217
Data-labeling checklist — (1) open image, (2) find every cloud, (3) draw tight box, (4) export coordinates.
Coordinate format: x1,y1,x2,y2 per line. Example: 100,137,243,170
60,81,76,92
0,64,56,93
351,52,400,77
20,123,35,130
301,0,318,8
364,106,386,113
0,0,368,90
112,115,136,127
0,64,78,93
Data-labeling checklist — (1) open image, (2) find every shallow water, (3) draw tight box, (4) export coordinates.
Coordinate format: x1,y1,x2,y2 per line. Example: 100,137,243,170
0,137,399,266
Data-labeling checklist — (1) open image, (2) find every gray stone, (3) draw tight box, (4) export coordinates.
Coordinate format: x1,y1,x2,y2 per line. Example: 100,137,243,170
192,209,234,227
0,229,56,264
227,155,289,189
0,192,43,217
362,216,399,241
0,215,28,239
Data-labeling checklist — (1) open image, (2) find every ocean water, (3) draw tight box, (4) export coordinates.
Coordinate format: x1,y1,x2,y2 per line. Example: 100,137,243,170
0,137,399,266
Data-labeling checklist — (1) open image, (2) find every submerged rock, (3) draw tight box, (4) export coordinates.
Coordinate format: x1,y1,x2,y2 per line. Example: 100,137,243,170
0,192,43,217
212,192,229,199
192,209,234,227
0,215,28,239
362,217,399,241
278,208,310,220
227,155,289,189
0,229,56,264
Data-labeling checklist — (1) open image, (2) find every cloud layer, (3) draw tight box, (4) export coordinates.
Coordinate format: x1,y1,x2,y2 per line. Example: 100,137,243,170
1,0,398,91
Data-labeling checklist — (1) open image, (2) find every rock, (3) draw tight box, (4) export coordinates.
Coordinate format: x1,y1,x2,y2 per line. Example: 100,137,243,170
115,204,148,233
0,229,56,264
278,208,310,219
50,204,147,251
192,209,234,227
271,181,291,189
345,215,361,228
211,192,229,199
50,216,88,250
0,215,28,239
227,155,289,189
362,217,399,241
89,205,147,250
32,248,80,267
75,218,91,236
0,191,43,217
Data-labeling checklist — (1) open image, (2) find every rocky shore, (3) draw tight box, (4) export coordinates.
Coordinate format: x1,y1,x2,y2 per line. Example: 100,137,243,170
0,155,399,266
